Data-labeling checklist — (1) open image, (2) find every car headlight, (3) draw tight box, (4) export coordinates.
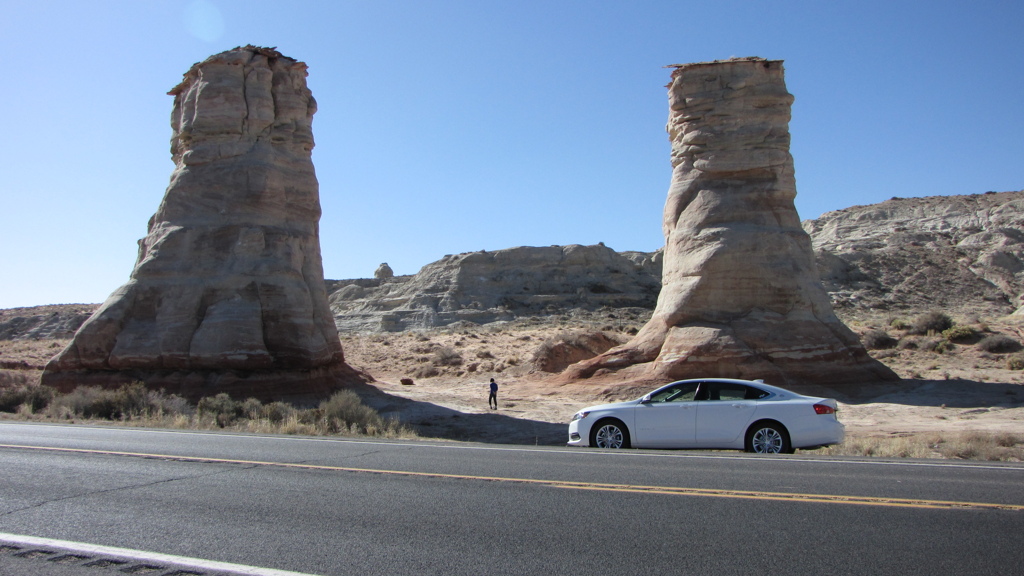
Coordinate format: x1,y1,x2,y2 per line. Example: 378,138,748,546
571,411,590,422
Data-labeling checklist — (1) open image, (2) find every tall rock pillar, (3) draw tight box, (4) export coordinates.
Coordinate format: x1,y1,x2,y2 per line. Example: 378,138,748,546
42,46,363,400
566,58,897,386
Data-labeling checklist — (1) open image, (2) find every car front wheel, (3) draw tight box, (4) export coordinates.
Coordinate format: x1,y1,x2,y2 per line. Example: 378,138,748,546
746,422,792,454
591,420,630,449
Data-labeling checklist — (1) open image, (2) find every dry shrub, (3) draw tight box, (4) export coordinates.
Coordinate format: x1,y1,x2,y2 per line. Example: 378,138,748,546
261,401,294,423
1,384,413,439
1006,353,1024,370
320,390,392,435
431,347,463,366
889,318,911,331
820,432,1024,461
861,329,897,350
909,311,953,335
942,325,980,343
197,393,244,424
0,369,39,388
45,383,186,420
976,335,1020,353
0,384,56,413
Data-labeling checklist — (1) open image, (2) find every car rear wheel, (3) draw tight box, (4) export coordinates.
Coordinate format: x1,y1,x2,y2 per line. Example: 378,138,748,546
746,422,792,454
591,420,630,449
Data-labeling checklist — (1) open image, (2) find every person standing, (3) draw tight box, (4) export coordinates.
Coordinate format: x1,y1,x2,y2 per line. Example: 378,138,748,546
487,377,498,410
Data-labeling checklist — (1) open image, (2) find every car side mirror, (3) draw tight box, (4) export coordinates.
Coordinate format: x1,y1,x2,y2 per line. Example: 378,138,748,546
640,394,652,404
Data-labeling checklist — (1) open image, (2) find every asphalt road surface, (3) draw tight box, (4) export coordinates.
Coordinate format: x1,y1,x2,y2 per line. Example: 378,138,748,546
1,422,1022,575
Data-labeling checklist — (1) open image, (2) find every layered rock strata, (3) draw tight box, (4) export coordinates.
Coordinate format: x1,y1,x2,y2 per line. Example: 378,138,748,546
328,244,662,331
566,58,897,386
42,46,360,400
805,191,1024,317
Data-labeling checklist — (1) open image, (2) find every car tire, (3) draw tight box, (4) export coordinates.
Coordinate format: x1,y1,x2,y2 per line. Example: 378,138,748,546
590,419,631,449
745,421,792,454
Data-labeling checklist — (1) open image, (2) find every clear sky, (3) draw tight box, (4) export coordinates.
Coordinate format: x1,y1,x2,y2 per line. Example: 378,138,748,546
1,0,1021,309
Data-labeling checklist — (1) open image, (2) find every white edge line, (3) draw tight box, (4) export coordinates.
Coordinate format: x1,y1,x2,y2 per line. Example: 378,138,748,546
2,421,1023,472
0,532,321,576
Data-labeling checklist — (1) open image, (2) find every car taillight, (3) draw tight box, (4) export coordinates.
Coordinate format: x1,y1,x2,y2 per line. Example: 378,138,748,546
813,403,835,415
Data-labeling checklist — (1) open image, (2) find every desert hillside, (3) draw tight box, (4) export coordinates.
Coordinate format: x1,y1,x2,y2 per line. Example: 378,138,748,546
2,191,1024,451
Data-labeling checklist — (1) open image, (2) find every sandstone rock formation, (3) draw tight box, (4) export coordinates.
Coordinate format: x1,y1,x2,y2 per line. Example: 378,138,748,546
565,58,897,387
805,191,1024,318
328,244,662,331
41,46,360,401
530,331,622,373
0,305,94,341
374,262,394,280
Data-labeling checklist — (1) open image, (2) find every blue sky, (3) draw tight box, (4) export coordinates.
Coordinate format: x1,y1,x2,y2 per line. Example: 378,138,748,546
1,0,1021,308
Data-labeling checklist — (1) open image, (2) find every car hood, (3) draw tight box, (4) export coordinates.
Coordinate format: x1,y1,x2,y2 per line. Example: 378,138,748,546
579,399,639,413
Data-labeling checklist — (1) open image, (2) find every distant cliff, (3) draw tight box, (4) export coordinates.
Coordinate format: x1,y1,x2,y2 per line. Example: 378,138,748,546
804,190,1024,317
327,244,662,331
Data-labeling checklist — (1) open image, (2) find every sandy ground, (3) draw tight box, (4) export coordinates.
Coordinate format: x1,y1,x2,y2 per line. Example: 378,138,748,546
3,310,1024,447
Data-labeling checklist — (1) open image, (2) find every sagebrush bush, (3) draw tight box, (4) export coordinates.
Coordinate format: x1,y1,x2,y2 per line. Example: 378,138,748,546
942,325,979,342
909,311,953,335
0,385,56,413
320,390,386,434
46,384,146,419
431,346,463,366
976,335,1020,353
911,338,945,353
861,329,897,350
261,401,294,423
1006,353,1024,370
889,318,911,330
197,393,244,425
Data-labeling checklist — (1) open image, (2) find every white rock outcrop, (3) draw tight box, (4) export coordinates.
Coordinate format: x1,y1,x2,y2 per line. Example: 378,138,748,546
42,46,361,400
566,58,897,386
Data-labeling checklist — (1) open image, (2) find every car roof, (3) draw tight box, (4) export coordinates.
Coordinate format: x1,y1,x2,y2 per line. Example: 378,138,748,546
660,378,800,397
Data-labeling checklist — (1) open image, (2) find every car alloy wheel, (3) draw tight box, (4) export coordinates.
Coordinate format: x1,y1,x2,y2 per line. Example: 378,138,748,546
593,423,627,449
750,426,787,454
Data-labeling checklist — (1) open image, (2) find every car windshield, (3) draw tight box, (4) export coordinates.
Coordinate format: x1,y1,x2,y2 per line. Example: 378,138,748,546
647,382,699,402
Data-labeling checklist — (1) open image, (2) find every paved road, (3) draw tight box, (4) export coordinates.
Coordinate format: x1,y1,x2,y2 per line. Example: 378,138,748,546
1,422,1022,575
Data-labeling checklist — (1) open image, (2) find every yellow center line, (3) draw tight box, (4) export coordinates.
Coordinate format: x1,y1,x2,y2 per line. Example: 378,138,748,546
3,443,1021,511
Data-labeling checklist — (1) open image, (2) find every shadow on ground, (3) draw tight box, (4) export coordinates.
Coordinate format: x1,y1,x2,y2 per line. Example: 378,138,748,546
350,381,568,446
811,378,1023,408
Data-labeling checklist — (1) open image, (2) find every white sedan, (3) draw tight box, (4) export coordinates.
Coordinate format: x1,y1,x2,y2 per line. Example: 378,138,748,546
567,378,843,454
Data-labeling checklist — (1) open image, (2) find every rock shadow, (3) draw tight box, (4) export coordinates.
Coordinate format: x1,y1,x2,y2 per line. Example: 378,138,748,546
348,381,568,446
814,378,1023,409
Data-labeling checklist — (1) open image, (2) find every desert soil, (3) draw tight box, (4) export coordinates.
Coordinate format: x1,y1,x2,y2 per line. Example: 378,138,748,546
3,307,1024,448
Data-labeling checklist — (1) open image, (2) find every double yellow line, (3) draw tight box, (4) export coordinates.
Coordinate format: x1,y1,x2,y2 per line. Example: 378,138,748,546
3,443,1021,511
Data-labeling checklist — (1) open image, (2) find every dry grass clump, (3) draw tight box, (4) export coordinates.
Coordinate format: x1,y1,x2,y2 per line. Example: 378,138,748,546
0,383,413,439
818,431,1024,461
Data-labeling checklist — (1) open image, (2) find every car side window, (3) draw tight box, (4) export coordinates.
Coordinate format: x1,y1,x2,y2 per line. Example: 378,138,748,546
745,386,770,400
699,382,768,401
649,383,699,403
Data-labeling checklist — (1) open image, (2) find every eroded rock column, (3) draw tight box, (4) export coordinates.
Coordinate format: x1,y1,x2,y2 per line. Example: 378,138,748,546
42,46,363,400
566,58,897,386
